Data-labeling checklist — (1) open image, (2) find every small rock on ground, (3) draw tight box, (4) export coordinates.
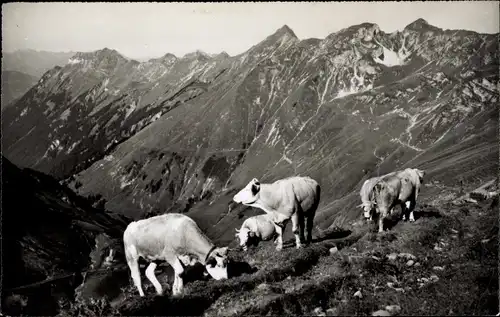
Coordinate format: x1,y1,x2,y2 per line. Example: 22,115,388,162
385,305,401,314
372,310,391,316
353,290,362,298
387,253,398,261
314,307,325,316
257,283,271,291
406,259,415,267
329,247,339,255
399,253,416,260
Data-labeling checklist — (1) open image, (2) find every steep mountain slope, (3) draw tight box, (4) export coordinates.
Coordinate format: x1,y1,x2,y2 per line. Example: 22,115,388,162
1,70,38,109
2,49,76,78
2,48,231,178
1,157,130,316
2,20,498,245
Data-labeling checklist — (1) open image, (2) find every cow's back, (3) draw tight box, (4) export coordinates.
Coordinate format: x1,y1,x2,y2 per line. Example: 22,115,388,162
281,176,320,214
377,174,402,199
254,214,276,240
124,213,193,259
395,169,420,201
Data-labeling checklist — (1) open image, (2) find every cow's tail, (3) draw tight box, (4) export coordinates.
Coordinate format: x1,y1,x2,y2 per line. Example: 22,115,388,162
312,182,321,215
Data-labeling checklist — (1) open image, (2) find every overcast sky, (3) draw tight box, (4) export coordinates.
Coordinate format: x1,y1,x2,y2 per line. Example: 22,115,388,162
2,2,498,60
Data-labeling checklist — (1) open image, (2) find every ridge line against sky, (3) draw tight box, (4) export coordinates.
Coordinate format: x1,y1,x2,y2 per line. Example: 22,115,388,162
2,2,498,60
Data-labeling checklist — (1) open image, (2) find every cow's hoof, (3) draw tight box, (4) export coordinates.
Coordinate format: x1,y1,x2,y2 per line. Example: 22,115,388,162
409,219,415,223
276,245,283,251
296,244,302,249
172,291,182,298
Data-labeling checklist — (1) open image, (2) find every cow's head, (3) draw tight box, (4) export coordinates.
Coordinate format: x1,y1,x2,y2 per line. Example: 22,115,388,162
357,202,376,220
205,246,229,280
235,227,255,250
178,254,198,267
233,178,261,205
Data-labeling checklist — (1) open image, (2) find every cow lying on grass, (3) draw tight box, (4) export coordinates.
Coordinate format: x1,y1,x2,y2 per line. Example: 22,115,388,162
232,176,321,251
123,213,229,297
235,214,277,251
359,168,425,232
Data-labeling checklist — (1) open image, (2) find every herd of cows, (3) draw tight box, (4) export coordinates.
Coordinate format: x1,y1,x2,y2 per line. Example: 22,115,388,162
123,167,425,297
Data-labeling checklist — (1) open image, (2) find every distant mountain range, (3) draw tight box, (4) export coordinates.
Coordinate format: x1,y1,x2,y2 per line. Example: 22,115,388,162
1,70,38,109
2,49,77,78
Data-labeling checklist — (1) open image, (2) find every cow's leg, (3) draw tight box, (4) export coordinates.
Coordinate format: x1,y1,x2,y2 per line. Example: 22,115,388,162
298,213,306,244
378,213,384,233
399,201,407,222
291,213,302,249
145,262,163,295
306,214,314,245
408,199,416,222
273,223,284,251
125,245,145,297
378,208,388,233
166,256,185,296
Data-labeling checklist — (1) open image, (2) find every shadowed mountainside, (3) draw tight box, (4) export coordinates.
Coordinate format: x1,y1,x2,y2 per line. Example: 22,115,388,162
1,157,131,316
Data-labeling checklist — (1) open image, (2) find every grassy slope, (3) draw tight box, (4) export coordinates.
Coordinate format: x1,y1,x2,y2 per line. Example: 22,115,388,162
78,190,497,316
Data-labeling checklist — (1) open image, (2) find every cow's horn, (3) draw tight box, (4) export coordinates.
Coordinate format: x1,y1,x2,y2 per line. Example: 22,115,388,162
235,228,240,232
356,203,364,208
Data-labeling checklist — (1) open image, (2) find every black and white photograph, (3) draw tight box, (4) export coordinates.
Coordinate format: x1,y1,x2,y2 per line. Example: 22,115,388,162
1,2,499,316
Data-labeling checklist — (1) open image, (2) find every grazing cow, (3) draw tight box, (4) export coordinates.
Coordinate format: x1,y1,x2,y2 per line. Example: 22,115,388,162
123,213,229,297
235,214,277,251
369,168,425,232
232,176,321,251
358,171,398,220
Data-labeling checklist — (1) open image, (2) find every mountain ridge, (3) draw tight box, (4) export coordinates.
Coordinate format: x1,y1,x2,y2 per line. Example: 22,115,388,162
2,19,498,241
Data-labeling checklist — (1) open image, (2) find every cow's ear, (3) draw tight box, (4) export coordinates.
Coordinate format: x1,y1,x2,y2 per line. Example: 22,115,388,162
206,257,216,268
251,182,260,195
252,178,260,186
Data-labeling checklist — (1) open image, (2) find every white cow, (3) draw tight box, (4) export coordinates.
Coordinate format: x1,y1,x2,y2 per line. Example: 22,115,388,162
232,176,321,251
123,213,229,297
235,214,277,251
368,168,425,232
358,171,398,220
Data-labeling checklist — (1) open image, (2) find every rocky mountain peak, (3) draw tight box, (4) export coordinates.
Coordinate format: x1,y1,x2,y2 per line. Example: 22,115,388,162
404,18,435,32
157,52,178,65
215,51,230,59
182,50,211,61
275,24,298,39
69,48,127,65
